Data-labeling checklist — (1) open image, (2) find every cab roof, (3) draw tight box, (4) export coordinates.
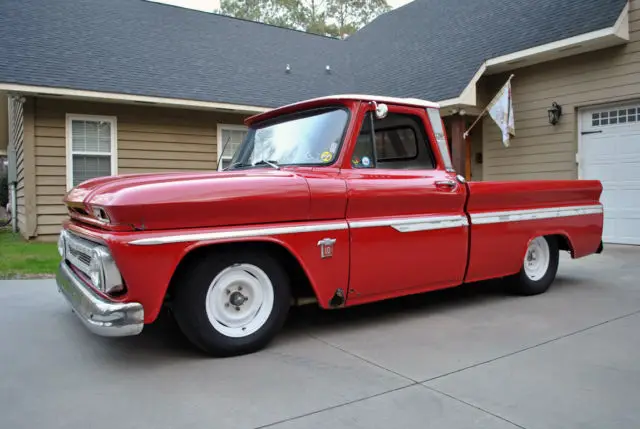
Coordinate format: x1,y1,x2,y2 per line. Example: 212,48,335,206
245,94,440,126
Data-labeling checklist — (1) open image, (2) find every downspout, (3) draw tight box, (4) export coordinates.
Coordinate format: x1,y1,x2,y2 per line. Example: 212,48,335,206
6,95,18,233
10,181,16,233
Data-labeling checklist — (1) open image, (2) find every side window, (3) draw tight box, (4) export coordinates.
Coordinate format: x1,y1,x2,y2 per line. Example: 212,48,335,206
351,112,435,170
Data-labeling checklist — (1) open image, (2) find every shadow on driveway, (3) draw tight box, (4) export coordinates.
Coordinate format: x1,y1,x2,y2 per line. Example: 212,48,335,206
116,273,584,360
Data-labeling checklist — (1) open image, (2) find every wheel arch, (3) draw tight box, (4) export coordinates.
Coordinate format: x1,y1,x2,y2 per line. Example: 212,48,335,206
521,231,574,260
166,238,318,306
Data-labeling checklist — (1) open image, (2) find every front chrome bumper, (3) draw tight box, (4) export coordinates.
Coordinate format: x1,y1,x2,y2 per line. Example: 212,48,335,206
56,262,144,337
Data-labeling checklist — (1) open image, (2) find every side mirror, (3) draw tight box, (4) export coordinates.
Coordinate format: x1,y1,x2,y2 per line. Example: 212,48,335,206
369,101,388,119
375,103,388,119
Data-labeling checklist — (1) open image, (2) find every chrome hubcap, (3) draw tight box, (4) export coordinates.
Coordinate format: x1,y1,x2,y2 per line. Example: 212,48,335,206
524,237,550,281
205,263,274,338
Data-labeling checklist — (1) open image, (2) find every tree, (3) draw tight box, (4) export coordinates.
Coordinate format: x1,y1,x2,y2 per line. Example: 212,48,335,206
328,0,391,37
218,0,391,38
218,0,299,29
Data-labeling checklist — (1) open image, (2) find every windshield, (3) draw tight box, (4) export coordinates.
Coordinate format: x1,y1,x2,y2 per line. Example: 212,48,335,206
229,107,349,168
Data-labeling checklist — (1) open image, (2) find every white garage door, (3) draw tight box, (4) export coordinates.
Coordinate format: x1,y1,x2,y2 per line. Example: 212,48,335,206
580,101,640,245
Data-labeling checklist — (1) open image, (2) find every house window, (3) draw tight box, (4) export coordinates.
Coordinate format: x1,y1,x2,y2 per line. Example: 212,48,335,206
217,124,248,171
66,115,117,190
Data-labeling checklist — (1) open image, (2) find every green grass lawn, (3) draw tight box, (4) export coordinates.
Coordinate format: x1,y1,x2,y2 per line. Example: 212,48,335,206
0,228,60,278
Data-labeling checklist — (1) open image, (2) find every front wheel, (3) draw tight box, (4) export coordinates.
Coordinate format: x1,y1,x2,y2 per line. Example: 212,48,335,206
172,250,291,357
507,235,559,296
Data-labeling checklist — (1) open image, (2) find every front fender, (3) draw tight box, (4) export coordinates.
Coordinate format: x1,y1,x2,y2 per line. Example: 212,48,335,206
73,220,351,323
179,231,350,310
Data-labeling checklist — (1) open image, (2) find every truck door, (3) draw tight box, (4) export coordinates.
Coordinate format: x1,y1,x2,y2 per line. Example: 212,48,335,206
341,104,469,305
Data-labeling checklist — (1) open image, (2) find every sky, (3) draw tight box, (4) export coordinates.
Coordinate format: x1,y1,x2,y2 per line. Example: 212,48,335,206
151,0,414,13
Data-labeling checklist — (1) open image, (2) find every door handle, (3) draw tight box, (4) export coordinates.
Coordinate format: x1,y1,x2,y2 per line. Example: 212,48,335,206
435,180,457,190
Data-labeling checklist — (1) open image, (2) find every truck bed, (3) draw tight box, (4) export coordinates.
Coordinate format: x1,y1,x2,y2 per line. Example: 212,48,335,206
464,180,604,283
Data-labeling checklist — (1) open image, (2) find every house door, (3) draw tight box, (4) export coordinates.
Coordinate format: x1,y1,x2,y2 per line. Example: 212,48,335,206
579,101,640,245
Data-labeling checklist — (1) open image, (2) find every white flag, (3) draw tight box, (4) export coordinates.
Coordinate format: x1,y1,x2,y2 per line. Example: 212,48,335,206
487,79,515,147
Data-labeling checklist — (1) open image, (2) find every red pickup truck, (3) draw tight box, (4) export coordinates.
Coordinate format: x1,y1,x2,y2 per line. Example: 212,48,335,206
57,94,604,356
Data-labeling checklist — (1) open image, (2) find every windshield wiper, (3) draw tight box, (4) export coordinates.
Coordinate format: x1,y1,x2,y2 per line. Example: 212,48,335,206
222,161,245,171
252,160,280,170
222,159,280,171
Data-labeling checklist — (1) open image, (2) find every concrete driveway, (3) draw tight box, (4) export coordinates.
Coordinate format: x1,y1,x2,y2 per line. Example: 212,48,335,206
1,245,639,429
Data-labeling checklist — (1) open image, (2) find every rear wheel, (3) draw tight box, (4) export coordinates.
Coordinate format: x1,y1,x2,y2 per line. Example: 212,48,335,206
507,235,559,296
173,250,291,357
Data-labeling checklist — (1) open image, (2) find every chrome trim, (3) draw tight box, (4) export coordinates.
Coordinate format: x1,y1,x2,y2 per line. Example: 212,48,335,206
128,204,602,246
129,221,349,246
56,262,144,337
65,231,99,276
350,215,468,232
317,238,337,258
435,180,456,188
91,246,125,295
470,204,603,225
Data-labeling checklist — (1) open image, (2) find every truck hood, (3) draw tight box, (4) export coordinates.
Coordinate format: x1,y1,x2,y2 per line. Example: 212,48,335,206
64,170,311,231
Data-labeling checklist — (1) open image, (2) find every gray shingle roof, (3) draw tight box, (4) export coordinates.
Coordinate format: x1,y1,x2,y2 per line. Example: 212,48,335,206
0,0,628,108
346,0,629,101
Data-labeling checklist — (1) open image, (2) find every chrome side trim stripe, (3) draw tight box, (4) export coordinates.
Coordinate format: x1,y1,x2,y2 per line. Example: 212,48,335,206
130,204,602,246
349,215,468,232
129,221,349,246
470,204,603,225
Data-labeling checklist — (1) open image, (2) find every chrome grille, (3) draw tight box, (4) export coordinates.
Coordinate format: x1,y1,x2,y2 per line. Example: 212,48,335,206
65,232,99,276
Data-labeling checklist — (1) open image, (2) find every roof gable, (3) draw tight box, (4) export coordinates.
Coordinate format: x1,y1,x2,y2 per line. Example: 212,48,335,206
0,0,629,108
347,0,629,102
0,0,349,108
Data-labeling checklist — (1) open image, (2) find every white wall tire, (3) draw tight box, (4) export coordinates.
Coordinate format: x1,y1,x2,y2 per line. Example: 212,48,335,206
173,250,291,357
508,235,559,296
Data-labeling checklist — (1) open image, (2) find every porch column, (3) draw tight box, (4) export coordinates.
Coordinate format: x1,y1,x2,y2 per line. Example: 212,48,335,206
449,114,466,176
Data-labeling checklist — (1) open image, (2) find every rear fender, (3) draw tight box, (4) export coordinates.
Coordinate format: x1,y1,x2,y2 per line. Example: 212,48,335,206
463,180,603,284
521,230,575,260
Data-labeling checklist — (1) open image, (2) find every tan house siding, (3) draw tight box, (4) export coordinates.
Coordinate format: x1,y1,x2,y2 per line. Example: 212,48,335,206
32,97,248,240
8,96,36,237
481,0,640,181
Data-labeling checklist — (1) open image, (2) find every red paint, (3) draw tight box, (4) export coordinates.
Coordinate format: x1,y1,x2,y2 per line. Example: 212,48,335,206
466,180,603,212
463,180,603,282
61,95,604,325
342,165,468,301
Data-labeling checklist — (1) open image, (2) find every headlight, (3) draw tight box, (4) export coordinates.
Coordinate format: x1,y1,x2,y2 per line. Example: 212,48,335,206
89,246,124,295
89,250,104,290
57,231,66,258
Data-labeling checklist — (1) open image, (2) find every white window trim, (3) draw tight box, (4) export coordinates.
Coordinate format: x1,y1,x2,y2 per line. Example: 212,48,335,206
216,124,248,171
65,114,118,190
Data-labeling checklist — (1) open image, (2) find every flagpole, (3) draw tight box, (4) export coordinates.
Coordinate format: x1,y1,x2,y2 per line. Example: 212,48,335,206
463,74,514,139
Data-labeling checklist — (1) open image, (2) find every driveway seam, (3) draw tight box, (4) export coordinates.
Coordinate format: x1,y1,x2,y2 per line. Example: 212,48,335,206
307,333,419,383
252,383,418,429
287,334,525,429
421,308,640,384
249,333,420,429
254,310,640,429
420,384,528,429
